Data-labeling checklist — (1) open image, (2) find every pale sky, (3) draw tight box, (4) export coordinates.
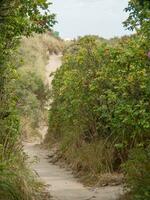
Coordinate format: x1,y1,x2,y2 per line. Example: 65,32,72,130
51,0,131,39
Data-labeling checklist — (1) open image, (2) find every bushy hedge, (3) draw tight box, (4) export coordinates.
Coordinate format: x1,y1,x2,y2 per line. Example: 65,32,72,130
0,0,55,199
49,34,150,163
123,146,150,200
48,0,150,195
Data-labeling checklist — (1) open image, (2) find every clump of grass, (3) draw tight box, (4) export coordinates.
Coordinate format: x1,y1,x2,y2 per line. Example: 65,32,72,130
51,133,122,186
0,148,51,200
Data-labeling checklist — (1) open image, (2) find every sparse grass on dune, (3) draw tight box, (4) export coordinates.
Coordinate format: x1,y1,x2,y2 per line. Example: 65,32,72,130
17,33,64,80
15,33,65,141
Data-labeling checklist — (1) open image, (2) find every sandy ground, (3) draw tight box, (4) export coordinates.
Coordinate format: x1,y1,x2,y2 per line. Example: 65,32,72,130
45,54,62,88
24,143,122,200
24,55,123,200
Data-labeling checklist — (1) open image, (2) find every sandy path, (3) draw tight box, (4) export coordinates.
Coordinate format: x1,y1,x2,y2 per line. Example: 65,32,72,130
24,55,123,200
24,143,122,200
45,54,62,88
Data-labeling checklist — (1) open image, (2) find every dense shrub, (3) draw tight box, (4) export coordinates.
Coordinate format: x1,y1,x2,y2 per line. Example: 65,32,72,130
123,147,150,200
0,0,55,199
47,1,150,191
48,34,150,169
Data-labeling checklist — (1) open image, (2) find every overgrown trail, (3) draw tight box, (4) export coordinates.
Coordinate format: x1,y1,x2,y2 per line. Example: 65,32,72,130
24,55,123,200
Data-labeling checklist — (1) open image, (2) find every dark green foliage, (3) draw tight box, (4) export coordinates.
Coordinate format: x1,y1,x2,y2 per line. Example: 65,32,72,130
0,0,55,199
123,147,150,200
124,0,150,38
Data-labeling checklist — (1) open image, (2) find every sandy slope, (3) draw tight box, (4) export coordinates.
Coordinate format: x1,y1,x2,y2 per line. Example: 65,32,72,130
24,55,123,200
45,54,62,88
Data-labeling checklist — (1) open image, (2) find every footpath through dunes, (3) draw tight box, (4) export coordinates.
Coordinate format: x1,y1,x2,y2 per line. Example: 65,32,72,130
45,54,62,88
24,55,123,200
24,143,123,200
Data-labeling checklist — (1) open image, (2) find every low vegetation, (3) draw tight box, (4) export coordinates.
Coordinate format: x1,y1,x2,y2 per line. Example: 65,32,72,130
47,0,150,199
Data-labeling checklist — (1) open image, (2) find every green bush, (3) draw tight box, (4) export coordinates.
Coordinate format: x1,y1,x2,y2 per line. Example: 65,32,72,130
48,34,150,170
123,147,150,200
0,0,55,198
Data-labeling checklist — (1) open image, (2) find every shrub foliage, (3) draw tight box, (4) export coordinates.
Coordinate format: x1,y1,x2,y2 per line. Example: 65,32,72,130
0,0,55,199
48,0,150,197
